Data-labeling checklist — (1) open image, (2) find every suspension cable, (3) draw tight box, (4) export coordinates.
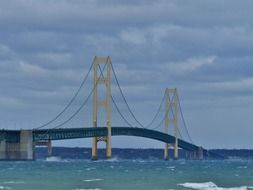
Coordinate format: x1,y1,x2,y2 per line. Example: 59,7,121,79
176,94,194,143
38,64,107,138
111,95,134,127
149,94,175,130
110,63,145,128
34,58,193,143
148,94,183,139
96,64,134,128
111,63,175,129
145,92,166,128
34,61,94,130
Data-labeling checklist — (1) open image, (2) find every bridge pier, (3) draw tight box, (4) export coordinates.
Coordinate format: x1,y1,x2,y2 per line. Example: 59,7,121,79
164,143,169,160
197,147,204,160
174,141,179,160
92,137,98,160
20,130,34,160
164,144,179,160
0,140,6,159
186,147,204,160
0,130,34,160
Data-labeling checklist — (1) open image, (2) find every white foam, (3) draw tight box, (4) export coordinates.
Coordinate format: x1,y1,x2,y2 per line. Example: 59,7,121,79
105,156,119,162
167,166,175,171
178,182,248,190
45,156,62,162
85,167,96,171
83,179,103,182
3,181,25,184
73,189,101,190
132,159,146,163
0,186,11,190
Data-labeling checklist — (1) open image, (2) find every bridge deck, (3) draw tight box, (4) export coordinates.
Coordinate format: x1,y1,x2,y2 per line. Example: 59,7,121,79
33,127,199,151
0,127,224,158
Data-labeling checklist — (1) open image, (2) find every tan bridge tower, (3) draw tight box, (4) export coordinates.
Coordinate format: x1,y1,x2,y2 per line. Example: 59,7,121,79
92,56,112,160
164,88,179,160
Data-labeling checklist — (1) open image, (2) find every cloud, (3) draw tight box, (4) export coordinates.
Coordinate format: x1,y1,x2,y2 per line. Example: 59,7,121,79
209,77,253,93
0,44,14,59
0,0,253,148
164,56,217,74
120,29,148,45
19,61,47,76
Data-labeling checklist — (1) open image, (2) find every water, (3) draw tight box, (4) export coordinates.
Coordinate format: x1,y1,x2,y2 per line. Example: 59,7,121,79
1,159,253,190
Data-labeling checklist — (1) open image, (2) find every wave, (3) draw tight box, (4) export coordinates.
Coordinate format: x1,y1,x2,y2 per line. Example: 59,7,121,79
73,189,101,190
45,156,62,162
3,181,25,184
85,167,97,171
83,179,103,182
0,186,11,190
178,182,249,190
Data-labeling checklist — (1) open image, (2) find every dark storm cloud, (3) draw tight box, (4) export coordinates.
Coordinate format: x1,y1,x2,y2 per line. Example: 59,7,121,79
0,0,253,148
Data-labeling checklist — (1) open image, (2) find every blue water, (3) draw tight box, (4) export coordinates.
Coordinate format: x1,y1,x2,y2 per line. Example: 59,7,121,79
1,159,253,190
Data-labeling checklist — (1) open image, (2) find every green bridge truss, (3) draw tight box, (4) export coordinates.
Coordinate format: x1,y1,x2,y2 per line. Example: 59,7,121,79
0,127,224,158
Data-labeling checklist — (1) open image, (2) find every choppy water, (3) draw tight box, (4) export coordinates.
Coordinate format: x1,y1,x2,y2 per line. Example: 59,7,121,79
0,158,253,190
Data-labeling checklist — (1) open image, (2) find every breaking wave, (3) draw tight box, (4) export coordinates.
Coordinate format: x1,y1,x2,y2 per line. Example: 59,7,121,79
178,182,249,190
83,179,103,182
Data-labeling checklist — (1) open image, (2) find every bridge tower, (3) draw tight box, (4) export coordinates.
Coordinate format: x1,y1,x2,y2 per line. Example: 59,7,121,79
164,88,179,160
92,56,112,160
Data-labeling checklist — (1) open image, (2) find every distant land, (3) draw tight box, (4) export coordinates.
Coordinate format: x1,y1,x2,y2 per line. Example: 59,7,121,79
35,147,253,160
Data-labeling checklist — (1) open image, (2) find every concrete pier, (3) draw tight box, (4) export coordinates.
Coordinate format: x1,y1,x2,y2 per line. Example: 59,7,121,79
0,140,6,159
197,147,204,160
0,130,34,160
20,130,34,160
186,147,204,160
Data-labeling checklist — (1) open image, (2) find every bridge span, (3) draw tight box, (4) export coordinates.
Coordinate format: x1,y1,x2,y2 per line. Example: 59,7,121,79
0,56,224,161
0,127,222,160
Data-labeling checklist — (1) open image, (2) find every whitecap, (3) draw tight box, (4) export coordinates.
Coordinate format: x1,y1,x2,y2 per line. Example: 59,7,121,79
105,157,119,162
179,182,216,190
45,156,62,162
73,189,101,190
83,179,103,182
167,166,175,171
0,186,11,190
85,167,96,171
178,182,248,190
3,181,25,184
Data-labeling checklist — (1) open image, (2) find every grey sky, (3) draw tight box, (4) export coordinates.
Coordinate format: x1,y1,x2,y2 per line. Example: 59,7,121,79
0,0,253,149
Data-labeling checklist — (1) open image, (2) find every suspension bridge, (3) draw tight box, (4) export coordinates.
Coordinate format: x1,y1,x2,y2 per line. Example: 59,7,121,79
0,56,223,160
